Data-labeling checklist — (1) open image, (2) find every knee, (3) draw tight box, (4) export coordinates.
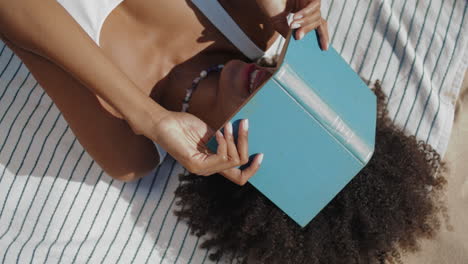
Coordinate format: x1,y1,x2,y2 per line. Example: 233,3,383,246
105,165,157,182
94,141,162,182
99,154,160,182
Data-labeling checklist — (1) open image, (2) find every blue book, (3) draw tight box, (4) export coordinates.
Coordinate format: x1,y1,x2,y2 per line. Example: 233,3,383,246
208,31,377,227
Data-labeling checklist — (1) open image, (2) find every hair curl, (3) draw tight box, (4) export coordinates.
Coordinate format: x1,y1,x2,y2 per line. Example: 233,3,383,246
174,82,448,264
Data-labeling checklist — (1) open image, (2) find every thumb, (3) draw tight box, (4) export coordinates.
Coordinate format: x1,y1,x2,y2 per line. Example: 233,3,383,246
256,0,291,38
193,120,216,145
269,13,292,38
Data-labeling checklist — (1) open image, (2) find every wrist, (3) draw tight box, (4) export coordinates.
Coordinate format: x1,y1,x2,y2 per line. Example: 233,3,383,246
125,97,171,140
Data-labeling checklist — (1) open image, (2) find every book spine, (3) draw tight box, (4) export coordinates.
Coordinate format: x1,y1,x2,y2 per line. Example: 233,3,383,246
274,63,373,164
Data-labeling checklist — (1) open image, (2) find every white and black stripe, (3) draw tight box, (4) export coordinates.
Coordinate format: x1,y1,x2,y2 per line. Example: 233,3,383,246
0,1,467,263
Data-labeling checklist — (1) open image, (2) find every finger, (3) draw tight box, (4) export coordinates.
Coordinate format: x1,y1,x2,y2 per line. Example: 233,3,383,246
215,130,227,158
292,9,321,25
239,153,264,180
295,19,321,40
191,153,234,176
219,168,243,185
269,14,292,38
291,9,322,32
194,123,239,175
224,121,240,165
256,0,292,38
186,130,231,175
291,10,321,31
220,153,264,186
237,119,249,165
293,0,320,20
316,19,329,50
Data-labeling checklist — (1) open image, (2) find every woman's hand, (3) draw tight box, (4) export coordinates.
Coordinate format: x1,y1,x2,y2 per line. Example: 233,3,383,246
256,0,329,50
151,112,263,185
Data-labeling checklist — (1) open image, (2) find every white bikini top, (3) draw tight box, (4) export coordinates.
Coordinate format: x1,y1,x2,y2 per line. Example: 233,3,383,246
56,0,122,47
57,0,284,60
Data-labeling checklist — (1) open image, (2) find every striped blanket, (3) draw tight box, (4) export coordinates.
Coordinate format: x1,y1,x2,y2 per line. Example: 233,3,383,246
0,0,467,263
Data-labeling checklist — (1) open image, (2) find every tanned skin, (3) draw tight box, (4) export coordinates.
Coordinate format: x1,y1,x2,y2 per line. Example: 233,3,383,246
0,0,327,182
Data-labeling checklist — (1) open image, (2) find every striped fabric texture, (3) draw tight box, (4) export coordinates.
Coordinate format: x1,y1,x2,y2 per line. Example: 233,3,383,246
0,0,467,263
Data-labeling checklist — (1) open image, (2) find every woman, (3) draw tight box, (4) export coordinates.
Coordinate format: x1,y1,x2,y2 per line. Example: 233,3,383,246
0,0,328,183
0,1,448,263
174,82,448,264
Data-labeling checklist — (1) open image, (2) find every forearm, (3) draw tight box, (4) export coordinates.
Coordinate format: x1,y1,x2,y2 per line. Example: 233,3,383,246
0,0,169,134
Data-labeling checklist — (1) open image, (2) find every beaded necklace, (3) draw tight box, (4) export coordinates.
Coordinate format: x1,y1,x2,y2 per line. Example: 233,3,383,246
181,64,224,112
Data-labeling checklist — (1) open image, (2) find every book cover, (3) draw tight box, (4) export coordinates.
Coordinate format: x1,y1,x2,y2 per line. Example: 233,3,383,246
208,31,377,227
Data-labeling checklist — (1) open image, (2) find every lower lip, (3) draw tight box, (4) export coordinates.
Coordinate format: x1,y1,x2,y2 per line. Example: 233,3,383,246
252,70,268,90
243,63,257,91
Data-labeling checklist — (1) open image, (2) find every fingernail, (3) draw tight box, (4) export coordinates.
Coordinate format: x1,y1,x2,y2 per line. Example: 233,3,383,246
294,14,303,20
243,119,249,131
291,23,301,29
298,32,304,40
257,153,264,165
216,131,224,142
226,122,233,134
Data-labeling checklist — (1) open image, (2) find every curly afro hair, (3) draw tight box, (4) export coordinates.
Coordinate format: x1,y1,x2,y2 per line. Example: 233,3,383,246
174,82,448,264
